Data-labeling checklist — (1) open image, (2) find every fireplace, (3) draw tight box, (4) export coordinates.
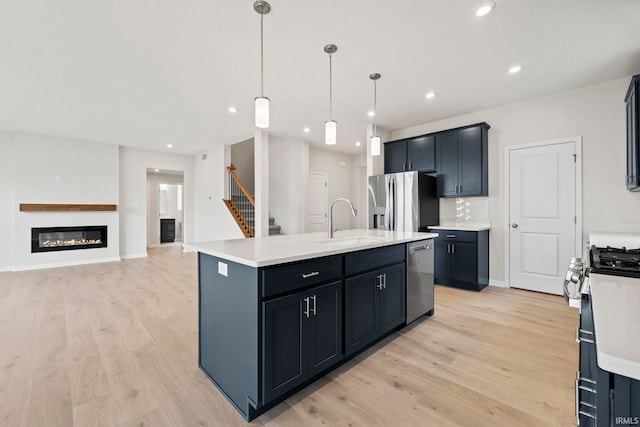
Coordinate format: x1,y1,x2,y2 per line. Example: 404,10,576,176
31,226,108,253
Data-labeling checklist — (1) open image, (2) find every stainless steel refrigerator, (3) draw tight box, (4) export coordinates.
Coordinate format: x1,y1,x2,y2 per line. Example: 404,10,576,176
368,171,439,232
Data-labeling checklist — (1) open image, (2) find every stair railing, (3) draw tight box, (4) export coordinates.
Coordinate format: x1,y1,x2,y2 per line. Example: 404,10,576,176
226,164,255,237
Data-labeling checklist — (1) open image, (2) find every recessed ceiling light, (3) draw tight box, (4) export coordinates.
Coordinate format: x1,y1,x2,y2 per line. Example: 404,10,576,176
166,144,173,148
154,168,160,172
228,106,237,113
508,65,522,74
355,141,361,147
475,1,495,17
425,92,436,99
303,127,310,133
367,111,376,117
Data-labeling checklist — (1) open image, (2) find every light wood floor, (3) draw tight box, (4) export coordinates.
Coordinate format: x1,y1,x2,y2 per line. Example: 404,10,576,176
0,246,579,426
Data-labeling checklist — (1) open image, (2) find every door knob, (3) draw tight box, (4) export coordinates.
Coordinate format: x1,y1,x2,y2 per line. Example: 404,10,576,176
511,223,518,228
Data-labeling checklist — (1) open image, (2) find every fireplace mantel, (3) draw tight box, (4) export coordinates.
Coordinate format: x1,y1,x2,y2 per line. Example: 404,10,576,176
20,204,118,212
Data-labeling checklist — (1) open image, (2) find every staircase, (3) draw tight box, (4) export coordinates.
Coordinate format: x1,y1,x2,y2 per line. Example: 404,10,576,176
223,164,281,238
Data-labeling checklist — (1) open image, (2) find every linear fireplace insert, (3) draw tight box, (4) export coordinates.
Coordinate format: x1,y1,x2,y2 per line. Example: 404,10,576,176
31,226,108,253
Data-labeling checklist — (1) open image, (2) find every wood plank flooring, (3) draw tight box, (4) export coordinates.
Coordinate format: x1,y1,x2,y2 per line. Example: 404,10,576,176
0,246,579,426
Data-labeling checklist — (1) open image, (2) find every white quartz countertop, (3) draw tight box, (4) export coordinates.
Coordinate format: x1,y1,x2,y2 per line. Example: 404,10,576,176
185,229,439,267
589,272,640,381
429,223,491,232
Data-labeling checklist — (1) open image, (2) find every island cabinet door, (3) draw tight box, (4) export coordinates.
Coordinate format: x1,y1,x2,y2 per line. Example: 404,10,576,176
262,289,307,404
379,263,406,335
306,281,343,378
344,271,380,356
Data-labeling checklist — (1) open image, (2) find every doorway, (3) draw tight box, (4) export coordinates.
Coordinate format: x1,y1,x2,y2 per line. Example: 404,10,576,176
146,169,184,247
307,172,328,232
505,137,582,295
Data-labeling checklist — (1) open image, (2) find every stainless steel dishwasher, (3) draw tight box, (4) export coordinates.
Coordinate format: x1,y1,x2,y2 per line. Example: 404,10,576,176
406,239,435,323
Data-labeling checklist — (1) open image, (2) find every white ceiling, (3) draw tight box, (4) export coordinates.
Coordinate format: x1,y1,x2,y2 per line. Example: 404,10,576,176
1,1,639,155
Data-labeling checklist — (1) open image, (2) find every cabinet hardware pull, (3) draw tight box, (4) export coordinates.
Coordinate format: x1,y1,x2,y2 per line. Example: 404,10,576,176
574,373,579,422
408,162,412,170
451,244,455,254
311,295,317,316
376,274,383,290
578,336,594,344
303,297,310,318
446,234,457,238
301,271,320,279
578,410,596,419
383,273,387,289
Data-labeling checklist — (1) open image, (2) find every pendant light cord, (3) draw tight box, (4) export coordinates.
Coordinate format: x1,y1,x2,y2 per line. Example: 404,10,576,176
329,53,333,120
260,13,264,97
373,79,377,135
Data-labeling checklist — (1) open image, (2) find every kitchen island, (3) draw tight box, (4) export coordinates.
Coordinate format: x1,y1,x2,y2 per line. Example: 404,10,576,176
186,229,438,421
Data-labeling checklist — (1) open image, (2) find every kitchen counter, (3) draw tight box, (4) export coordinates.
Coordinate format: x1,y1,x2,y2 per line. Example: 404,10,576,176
186,228,438,267
429,223,491,232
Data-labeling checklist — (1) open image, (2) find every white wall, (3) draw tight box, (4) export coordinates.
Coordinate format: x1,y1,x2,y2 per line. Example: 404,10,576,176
269,136,309,234
119,147,195,258
194,144,244,242
230,138,255,195
0,132,15,270
309,146,360,231
9,132,120,269
392,76,640,284
352,153,368,229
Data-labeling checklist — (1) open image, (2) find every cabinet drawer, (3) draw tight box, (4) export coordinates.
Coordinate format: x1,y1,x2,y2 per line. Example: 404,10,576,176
437,230,477,243
344,244,405,276
261,256,342,298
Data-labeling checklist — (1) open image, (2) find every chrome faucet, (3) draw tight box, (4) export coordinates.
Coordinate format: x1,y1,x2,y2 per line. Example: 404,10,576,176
328,198,357,238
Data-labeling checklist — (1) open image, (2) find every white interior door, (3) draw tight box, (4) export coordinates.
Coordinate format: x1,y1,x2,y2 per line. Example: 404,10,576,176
308,172,328,232
508,141,577,295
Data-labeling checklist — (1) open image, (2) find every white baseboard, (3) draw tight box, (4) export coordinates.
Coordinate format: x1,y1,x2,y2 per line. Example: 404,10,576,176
489,280,508,288
0,266,12,273
120,253,148,260
12,257,122,272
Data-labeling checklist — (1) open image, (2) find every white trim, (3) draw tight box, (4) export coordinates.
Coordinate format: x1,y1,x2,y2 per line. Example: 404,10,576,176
489,280,507,288
503,136,583,288
120,253,148,260
0,267,12,273
11,256,121,272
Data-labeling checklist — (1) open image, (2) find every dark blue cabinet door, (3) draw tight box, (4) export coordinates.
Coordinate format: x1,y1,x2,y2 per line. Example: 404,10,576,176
263,290,307,403
384,140,408,173
379,263,406,335
434,238,452,284
436,132,459,197
407,135,435,171
345,271,380,356
459,127,484,196
451,243,478,284
307,281,343,377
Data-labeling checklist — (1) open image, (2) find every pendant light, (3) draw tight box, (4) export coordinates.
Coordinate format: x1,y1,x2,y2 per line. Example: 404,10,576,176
370,73,381,156
254,1,271,128
324,44,338,145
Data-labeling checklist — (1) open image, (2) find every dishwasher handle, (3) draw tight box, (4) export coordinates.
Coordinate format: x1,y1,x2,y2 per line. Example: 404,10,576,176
409,242,432,253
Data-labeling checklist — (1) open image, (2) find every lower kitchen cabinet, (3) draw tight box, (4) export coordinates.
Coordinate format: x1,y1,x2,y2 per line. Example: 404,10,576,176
433,229,488,291
263,281,342,404
344,263,406,356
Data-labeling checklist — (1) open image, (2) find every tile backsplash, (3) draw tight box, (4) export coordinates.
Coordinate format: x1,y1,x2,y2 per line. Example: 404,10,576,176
439,197,489,224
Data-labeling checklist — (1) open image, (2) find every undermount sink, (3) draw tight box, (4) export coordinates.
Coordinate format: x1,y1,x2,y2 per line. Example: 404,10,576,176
314,236,386,246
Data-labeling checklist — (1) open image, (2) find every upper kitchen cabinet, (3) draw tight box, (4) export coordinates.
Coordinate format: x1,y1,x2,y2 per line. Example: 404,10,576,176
626,74,640,191
384,135,435,173
435,123,489,197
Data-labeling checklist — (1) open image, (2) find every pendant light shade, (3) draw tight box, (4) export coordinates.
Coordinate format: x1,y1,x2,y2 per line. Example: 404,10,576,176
325,120,337,145
254,1,271,128
255,97,270,128
370,136,381,156
324,44,338,145
370,73,381,156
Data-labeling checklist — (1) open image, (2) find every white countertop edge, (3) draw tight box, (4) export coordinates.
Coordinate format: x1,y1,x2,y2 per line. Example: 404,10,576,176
185,230,439,268
429,224,491,232
596,351,640,381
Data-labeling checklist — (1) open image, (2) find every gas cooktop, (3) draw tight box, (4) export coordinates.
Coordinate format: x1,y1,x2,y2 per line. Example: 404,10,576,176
590,245,640,279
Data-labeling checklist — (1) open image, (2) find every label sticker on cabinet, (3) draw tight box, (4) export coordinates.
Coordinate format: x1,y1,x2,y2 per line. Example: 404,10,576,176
218,261,228,277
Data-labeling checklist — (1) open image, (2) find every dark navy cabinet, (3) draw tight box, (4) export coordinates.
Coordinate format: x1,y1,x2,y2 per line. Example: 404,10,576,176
435,123,489,197
384,135,435,173
625,74,640,191
263,280,342,403
433,229,488,291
